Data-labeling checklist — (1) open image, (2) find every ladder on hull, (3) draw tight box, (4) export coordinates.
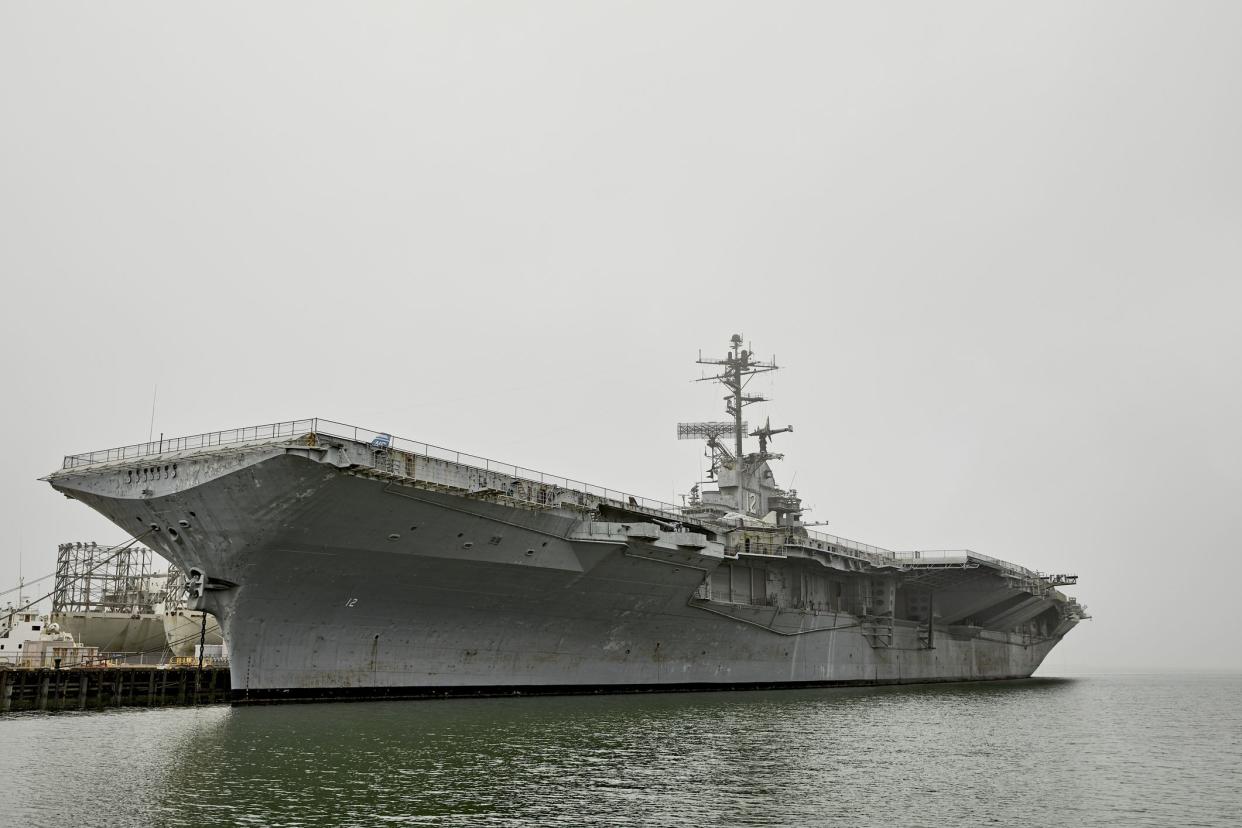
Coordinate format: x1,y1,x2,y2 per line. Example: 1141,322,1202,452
861,617,894,648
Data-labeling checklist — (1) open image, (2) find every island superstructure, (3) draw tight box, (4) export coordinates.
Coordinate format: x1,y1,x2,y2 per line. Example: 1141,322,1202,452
43,336,1086,702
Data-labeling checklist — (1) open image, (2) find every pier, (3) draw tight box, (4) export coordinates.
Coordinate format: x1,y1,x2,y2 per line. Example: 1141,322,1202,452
0,665,229,713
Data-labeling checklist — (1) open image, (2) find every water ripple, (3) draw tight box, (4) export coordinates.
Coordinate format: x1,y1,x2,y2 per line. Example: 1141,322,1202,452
2,675,1239,827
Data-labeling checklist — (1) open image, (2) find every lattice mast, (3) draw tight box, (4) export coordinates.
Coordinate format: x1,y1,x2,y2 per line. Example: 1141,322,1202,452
694,334,782,510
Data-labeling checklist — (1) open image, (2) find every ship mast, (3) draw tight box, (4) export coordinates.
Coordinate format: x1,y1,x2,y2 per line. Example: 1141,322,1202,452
695,334,780,510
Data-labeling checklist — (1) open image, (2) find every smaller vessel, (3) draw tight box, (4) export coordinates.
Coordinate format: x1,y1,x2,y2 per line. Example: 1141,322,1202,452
0,599,45,664
2,602,100,668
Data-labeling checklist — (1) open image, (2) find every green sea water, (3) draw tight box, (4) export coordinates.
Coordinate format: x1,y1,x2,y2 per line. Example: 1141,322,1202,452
2,673,1239,827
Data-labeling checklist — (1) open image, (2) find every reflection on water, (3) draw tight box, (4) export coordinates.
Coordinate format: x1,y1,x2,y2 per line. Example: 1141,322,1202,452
3,676,1240,827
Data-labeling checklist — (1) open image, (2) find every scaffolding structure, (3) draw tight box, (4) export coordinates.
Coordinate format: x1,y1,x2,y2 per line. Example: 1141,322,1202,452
163,565,190,611
52,542,166,614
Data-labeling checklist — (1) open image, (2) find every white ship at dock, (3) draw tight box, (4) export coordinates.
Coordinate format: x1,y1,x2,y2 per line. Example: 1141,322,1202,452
43,336,1086,702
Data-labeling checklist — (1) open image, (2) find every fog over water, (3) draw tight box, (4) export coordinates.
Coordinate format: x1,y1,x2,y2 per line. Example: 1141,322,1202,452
2,2,1240,674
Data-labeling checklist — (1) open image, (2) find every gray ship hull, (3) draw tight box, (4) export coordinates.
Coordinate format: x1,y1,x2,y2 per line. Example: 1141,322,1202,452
45,427,1081,703
49,611,167,656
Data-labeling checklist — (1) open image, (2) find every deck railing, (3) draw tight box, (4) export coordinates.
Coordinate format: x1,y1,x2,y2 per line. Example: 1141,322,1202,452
895,549,1046,581
317,418,683,516
804,528,895,563
61,420,319,469
60,418,682,517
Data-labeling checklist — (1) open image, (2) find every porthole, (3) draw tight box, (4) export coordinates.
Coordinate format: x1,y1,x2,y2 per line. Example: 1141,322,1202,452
525,549,535,556
456,532,464,538
462,542,473,549
178,520,190,528
387,533,401,541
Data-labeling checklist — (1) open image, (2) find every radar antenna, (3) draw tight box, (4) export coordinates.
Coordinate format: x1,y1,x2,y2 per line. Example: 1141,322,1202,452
750,417,793,457
695,334,780,461
676,422,748,443
677,421,748,480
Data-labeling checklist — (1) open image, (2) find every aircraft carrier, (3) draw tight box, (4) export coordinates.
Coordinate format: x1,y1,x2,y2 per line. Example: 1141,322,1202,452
43,336,1087,702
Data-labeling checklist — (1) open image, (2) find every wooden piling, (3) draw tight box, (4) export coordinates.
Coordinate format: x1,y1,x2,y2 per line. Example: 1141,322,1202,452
0,666,229,713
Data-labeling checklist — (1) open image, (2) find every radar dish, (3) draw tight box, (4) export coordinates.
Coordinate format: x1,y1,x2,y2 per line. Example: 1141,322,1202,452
677,422,747,440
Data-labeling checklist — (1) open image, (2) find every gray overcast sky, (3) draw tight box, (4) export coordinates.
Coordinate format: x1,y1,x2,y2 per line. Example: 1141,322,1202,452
2,2,1239,672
